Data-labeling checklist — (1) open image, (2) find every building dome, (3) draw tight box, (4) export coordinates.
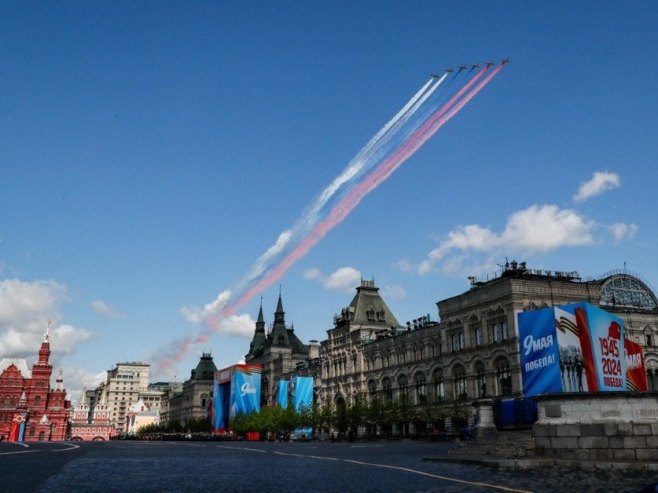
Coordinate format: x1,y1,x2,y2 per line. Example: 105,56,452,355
599,271,658,311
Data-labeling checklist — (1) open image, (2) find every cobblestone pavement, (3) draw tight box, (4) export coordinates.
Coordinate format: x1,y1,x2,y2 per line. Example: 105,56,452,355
1,440,656,492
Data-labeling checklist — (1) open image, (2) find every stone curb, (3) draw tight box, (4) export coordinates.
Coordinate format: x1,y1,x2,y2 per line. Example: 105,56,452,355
422,455,658,471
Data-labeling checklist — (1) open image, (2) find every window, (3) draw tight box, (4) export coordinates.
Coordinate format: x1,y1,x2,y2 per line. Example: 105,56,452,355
451,331,464,351
368,380,377,397
501,320,508,340
645,328,654,347
454,366,467,399
492,323,501,343
398,375,409,401
474,326,482,347
495,358,512,395
648,369,656,391
475,362,486,397
414,372,427,405
434,370,445,402
382,378,393,403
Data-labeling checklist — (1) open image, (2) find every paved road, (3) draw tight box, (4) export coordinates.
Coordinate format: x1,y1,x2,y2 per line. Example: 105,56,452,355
1,440,656,492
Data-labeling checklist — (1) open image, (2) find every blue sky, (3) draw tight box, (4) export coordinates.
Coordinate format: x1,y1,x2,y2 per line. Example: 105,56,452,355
2,2,657,399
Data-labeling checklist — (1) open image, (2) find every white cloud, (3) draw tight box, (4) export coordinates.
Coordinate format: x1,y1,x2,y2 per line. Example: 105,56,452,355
216,314,255,338
91,300,124,319
59,366,107,405
392,259,414,273
501,205,594,252
303,266,362,292
381,284,406,300
405,204,595,275
179,291,253,338
573,171,621,202
325,267,362,291
609,223,638,242
180,290,232,325
302,268,322,280
0,278,93,358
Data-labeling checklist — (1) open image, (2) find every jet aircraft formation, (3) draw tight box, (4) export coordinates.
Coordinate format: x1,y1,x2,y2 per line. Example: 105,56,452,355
432,58,509,78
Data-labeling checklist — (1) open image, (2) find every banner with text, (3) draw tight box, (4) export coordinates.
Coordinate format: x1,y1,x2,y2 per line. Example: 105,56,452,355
518,302,632,396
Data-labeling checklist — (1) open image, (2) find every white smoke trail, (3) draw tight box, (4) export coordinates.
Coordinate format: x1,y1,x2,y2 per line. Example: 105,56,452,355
229,75,446,294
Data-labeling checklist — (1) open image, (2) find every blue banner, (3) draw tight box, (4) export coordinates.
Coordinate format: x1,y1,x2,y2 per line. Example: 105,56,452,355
292,376,313,411
518,307,562,397
230,367,261,418
276,380,289,409
213,381,229,430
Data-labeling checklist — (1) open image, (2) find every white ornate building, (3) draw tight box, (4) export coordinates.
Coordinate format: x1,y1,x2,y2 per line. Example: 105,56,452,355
319,264,658,432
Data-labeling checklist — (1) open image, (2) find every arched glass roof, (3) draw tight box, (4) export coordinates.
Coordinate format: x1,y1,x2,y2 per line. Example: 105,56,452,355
600,273,658,311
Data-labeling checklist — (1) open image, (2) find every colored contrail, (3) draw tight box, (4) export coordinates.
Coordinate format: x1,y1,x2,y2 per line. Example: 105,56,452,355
226,65,504,312
155,62,506,372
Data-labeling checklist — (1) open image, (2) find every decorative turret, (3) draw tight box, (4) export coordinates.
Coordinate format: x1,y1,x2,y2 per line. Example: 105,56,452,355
247,299,267,359
270,293,290,347
55,369,64,391
37,320,52,365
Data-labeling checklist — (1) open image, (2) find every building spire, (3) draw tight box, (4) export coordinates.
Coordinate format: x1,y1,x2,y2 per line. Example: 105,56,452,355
44,319,52,342
257,297,265,325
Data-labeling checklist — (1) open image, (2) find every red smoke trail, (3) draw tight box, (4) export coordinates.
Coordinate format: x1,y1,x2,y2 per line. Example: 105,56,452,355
156,64,505,372
228,65,504,312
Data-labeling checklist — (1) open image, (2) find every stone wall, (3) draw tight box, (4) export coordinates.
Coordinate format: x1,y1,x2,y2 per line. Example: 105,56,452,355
533,393,658,462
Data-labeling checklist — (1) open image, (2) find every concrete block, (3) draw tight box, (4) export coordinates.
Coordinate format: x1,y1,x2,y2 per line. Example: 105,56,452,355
559,448,591,461
608,436,624,448
617,423,634,436
612,449,636,461
534,437,551,449
623,436,647,449
578,436,609,449
590,448,613,461
633,423,652,436
636,449,658,461
556,424,581,437
580,424,605,436
645,436,658,448
551,436,579,449
651,423,658,435
603,423,619,436
532,425,555,438
544,404,561,418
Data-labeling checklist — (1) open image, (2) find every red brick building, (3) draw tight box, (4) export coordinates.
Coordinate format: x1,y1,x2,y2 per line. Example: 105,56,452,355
0,328,71,442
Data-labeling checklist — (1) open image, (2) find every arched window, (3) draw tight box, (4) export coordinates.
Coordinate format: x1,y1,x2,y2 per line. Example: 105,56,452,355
368,380,377,398
414,372,427,405
453,365,467,399
495,358,512,396
648,369,656,391
382,378,393,403
433,369,445,403
644,327,654,348
34,395,41,407
475,362,486,397
492,322,501,343
398,374,409,401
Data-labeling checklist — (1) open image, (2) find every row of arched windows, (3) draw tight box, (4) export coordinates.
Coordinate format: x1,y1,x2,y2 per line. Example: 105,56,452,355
366,357,513,405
